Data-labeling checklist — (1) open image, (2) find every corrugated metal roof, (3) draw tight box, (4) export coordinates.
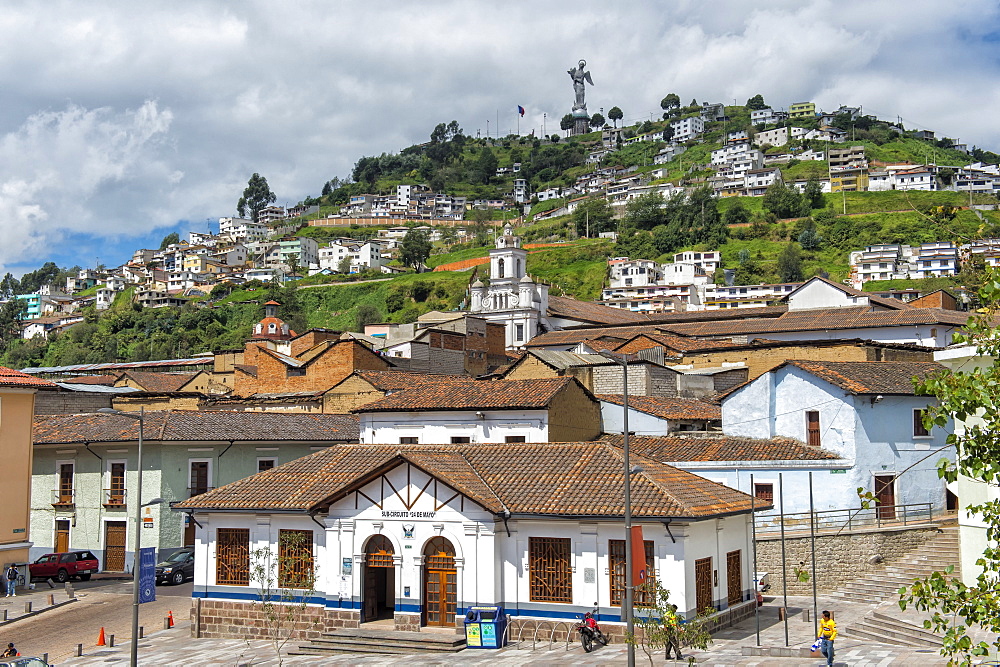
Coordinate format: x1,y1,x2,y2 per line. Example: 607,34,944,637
54,383,139,394
21,357,211,374
531,351,610,369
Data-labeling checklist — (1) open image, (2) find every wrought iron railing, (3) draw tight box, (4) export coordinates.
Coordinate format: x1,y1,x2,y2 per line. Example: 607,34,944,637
754,503,934,535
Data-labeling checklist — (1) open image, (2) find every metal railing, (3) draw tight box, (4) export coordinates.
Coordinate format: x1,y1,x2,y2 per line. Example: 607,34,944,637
51,489,74,505
102,488,127,506
754,503,934,535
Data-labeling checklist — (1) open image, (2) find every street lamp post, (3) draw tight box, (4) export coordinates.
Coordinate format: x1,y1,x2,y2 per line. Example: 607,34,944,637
599,351,635,667
98,408,162,667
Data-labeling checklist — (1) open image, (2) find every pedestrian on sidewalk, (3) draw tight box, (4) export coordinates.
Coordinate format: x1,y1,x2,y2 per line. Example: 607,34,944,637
664,603,683,660
818,609,837,667
4,565,17,597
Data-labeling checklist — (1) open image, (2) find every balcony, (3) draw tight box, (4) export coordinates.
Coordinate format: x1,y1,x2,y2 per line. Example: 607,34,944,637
187,486,214,499
51,489,75,508
103,488,127,509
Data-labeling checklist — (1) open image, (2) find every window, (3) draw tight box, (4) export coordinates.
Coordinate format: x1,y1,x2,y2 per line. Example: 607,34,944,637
754,483,774,503
505,436,526,443
610,539,655,606
529,537,572,603
913,409,930,437
257,458,276,472
107,462,126,505
515,324,524,342
278,529,314,589
216,528,250,586
189,460,211,497
56,462,74,504
805,411,821,447
450,436,471,444
399,437,419,444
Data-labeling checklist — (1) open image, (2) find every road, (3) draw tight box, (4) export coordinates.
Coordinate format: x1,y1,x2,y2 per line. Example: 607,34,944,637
0,578,191,662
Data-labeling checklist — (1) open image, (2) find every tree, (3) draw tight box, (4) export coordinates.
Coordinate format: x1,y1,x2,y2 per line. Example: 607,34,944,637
660,93,680,111
355,304,383,332
0,298,27,346
589,113,605,129
237,173,277,224
798,220,823,250
803,176,825,209
745,94,767,110
250,530,319,664
777,242,804,282
626,581,713,663
897,273,1000,663
573,198,615,237
0,273,18,298
159,232,180,250
474,147,498,184
624,193,666,231
608,106,623,127
400,229,431,269
762,181,809,219
337,256,352,274
723,200,751,227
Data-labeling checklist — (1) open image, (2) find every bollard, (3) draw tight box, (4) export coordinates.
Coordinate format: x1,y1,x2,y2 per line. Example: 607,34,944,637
23,602,31,614
42,654,47,664
778,607,786,621
802,609,810,623
108,634,115,648
76,644,83,657
45,578,54,589
139,626,144,639
47,593,54,606
164,617,171,630
1,610,6,621
66,583,75,599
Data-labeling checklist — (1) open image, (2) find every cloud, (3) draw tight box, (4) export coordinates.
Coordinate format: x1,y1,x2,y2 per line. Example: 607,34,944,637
0,0,997,272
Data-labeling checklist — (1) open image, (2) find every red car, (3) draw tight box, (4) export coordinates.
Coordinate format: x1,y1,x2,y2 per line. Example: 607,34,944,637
29,551,99,583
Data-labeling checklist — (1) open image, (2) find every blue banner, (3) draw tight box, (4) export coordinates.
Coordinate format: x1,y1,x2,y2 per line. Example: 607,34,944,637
138,547,156,604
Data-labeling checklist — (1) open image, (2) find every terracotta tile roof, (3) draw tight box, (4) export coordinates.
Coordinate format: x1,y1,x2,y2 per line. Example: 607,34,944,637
0,367,57,389
33,410,359,444
617,333,744,353
175,442,756,518
547,295,652,325
577,339,623,352
659,306,969,338
781,360,943,395
117,371,198,393
342,370,469,392
597,395,722,421
644,305,788,323
354,377,582,412
603,434,838,462
526,325,667,348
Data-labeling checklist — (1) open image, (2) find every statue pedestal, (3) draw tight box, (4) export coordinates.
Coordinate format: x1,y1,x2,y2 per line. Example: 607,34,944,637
572,109,590,136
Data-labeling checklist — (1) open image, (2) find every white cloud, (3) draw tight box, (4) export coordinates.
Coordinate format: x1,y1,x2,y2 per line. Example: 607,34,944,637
0,0,996,271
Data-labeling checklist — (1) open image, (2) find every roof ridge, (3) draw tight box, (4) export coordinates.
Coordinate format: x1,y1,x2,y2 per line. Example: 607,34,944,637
457,448,508,514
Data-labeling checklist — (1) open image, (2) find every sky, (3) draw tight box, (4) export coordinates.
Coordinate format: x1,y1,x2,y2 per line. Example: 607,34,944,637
1,0,999,277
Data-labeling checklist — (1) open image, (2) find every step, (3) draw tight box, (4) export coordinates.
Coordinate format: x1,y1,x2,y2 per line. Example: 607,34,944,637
306,636,466,652
848,625,915,646
849,620,941,648
294,627,467,656
870,611,943,644
319,628,466,646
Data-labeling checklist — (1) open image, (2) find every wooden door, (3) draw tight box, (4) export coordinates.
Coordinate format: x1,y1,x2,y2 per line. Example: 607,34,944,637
423,537,457,627
806,411,820,447
104,521,127,572
695,557,713,614
54,520,70,553
58,464,74,504
726,550,742,607
875,475,896,520
183,518,196,547
363,535,394,622
108,463,126,505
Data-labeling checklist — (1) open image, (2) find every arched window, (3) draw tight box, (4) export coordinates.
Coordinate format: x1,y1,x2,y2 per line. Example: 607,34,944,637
268,323,276,333
423,536,456,569
516,259,521,276
365,534,394,568
498,258,505,278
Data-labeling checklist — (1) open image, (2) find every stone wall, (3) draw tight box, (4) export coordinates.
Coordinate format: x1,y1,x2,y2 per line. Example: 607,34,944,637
35,390,112,415
755,525,939,596
192,599,361,640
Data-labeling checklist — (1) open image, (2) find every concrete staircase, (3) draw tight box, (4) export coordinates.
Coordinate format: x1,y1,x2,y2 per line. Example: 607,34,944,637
829,527,960,605
292,627,466,656
848,610,943,648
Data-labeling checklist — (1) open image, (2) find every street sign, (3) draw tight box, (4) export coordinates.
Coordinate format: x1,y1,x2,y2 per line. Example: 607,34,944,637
139,547,156,604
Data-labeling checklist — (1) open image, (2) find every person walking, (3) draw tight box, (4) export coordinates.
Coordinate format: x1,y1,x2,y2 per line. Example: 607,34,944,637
664,603,683,660
4,565,17,597
818,609,837,666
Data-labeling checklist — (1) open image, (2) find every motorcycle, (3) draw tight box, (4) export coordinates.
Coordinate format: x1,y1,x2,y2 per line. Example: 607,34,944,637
575,606,609,652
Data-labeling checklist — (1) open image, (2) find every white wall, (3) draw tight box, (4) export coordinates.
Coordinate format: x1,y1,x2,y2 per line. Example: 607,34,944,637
360,409,549,444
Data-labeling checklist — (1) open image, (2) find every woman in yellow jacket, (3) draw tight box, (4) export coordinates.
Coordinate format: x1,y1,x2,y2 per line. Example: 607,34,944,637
818,610,837,666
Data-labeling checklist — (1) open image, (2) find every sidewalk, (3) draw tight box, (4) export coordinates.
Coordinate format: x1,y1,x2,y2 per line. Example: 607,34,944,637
0,583,77,627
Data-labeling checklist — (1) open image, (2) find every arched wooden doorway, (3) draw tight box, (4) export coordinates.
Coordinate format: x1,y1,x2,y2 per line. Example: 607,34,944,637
363,535,395,622
422,536,457,627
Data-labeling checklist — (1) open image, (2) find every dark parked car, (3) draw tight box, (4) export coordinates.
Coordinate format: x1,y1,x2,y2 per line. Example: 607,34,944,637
155,549,194,585
28,551,99,583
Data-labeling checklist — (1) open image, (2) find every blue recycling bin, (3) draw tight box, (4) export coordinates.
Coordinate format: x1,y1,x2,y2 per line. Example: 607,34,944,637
463,605,507,648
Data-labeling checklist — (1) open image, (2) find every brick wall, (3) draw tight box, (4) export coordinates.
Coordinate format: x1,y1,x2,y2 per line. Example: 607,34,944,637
291,330,341,357
546,381,602,442
755,525,939,596
244,341,391,395
35,390,113,415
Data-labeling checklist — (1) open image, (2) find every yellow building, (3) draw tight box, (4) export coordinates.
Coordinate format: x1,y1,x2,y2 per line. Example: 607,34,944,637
789,102,816,119
830,167,870,192
0,368,55,568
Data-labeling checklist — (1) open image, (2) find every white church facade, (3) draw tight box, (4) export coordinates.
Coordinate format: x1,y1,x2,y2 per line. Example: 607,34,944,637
177,442,758,640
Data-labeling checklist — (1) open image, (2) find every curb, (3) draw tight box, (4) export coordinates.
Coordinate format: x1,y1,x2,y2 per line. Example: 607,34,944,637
0,597,77,627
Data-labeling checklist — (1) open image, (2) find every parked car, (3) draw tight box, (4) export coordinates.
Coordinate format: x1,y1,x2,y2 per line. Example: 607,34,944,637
28,551,99,583
0,658,49,666
155,549,194,585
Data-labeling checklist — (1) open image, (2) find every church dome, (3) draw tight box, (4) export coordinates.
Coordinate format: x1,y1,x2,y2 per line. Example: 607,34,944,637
519,274,534,284
472,279,484,288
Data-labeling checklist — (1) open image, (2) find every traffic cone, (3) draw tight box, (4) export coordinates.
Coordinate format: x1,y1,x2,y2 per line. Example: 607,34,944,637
96,627,106,646
167,611,174,628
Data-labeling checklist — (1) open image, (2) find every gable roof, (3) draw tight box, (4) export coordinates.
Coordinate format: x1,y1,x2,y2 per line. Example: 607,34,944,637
783,276,911,311
778,360,943,395
597,395,721,421
34,410,360,444
116,371,198,393
603,434,838,462
354,377,586,413
0,366,57,390
174,442,757,519
546,295,651,325
330,369,469,392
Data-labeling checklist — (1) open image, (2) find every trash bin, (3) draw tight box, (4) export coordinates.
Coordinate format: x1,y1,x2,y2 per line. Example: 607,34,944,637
463,605,506,649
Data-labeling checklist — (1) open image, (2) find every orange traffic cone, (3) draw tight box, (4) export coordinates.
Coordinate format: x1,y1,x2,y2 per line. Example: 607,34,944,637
97,627,106,646
167,611,174,628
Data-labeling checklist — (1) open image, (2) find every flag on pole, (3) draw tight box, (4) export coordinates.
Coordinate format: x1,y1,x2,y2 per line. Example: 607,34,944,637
517,105,525,117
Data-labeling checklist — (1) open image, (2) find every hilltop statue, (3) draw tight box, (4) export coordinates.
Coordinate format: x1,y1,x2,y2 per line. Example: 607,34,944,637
568,59,594,112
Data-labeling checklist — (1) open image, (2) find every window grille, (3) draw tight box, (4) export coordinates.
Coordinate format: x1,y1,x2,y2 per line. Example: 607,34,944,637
216,528,250,586
609,539,655,606
365,535,395,568
278,529,314,589
529,537,572,603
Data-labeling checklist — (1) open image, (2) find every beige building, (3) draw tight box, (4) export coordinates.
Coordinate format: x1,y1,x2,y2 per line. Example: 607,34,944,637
0,367,56,569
